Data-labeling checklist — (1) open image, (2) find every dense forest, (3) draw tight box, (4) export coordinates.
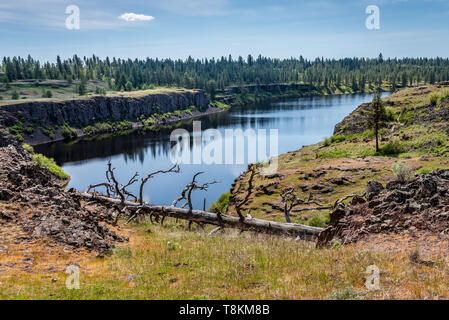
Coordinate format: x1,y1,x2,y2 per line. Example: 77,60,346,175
2,54,449,95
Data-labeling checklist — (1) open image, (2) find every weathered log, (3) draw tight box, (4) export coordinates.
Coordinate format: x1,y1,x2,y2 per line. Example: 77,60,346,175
80,192,323,239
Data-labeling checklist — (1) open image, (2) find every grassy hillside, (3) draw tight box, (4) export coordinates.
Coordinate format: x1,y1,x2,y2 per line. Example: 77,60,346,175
225,83,449,227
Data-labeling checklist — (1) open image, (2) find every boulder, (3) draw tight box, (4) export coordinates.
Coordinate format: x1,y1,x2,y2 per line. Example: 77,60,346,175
366,181,384,200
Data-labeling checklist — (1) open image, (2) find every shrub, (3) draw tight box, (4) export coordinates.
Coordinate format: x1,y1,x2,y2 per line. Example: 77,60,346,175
306,212,330,228
61,123,78,140
11,90,19,100
429,93,439,106
9,122,23,135
95,87,106,95
323,134,346,146
392,162,412,182
42,90,52,98
13,134,24,142
22,143,34,153
380,139,404,155
41,126,55,139
209,192,230,212
32,153,68,179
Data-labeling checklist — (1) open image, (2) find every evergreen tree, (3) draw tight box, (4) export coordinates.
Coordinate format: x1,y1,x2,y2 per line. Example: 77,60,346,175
366,91,387,153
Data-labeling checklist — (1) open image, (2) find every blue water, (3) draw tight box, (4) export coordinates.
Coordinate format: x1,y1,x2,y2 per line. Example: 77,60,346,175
36,92,389,209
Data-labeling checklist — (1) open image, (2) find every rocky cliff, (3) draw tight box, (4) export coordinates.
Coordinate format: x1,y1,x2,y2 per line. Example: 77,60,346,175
0,89,209,128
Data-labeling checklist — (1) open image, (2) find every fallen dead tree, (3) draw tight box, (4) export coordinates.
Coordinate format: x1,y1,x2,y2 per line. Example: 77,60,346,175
81,162,323,240
80,192,323,239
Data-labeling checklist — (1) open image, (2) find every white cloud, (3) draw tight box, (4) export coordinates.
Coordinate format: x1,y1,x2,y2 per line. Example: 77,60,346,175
118,13,154,22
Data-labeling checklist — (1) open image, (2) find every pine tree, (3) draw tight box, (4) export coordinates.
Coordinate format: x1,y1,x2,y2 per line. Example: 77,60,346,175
366,91,387,153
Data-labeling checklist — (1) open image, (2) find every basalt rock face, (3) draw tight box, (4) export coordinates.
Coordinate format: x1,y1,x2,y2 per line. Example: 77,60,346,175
0,89,209,128
317,170,449,246
0,145,126,252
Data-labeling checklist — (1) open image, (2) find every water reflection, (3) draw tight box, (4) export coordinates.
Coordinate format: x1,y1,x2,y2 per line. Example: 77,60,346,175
36,93,389,209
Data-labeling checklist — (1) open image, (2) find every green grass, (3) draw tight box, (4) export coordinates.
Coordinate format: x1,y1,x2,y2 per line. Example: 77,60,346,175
32,153,68,179
210,101,231,110
83,120,132,136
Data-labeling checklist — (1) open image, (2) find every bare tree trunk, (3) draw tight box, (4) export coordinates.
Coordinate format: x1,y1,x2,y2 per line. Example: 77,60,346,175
375,124,379,153
80,192,323,239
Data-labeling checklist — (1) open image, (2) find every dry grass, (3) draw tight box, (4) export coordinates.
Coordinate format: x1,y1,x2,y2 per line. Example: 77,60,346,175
1,220,449,300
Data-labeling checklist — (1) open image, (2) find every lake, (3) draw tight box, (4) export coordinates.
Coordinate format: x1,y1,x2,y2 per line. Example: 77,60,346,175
36,92,390,209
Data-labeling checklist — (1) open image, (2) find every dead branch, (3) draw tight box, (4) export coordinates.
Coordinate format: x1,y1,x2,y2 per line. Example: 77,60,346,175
139,164,180,204
334,193,366,208
280,187,331,223
172,172,218,211
228,164,258,221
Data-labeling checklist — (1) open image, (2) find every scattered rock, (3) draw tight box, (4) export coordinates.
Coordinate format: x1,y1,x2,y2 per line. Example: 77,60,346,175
366,181,384,200
318,170,449,245
257,182,279,195
311,183,334,193
329,176,353,186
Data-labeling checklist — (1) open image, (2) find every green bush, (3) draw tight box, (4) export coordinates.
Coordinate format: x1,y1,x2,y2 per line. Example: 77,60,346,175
95,87,106,95
41,126,55,138
429,93,439,106
380,139,404,155
392,162,412,182
42,90,52,98
13,134,24,142
9,122,23,135
61,123,78,140
22,143,34,153
209,192,230,212
32,153,68,179
306,212,330,228
323,134,347,146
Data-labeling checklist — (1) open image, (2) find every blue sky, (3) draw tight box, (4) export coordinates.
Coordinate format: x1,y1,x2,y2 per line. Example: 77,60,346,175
1,0,448,62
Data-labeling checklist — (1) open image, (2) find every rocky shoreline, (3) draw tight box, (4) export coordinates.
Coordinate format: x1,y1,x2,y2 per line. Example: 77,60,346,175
26,105,225,146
